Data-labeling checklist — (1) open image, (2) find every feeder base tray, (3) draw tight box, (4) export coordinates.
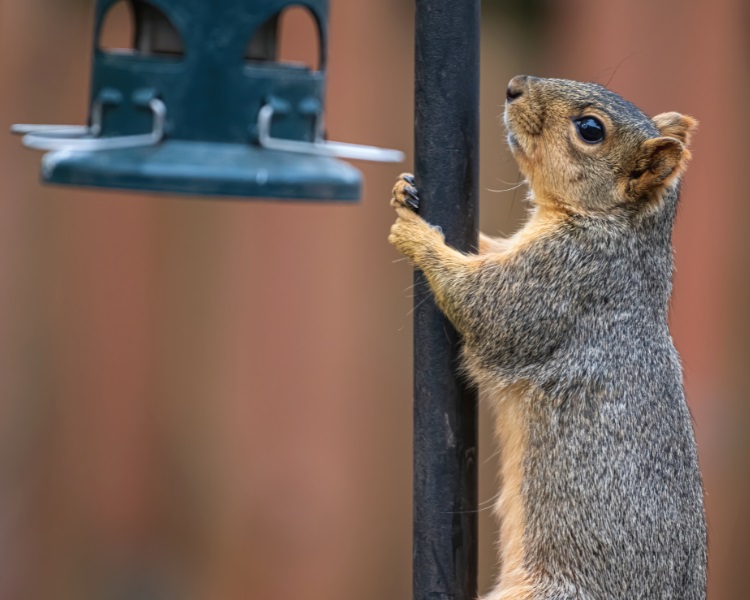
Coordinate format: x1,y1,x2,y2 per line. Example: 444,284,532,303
39,140,362,201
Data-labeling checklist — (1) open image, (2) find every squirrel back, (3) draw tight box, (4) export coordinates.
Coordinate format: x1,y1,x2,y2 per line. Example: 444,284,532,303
388,75,706,599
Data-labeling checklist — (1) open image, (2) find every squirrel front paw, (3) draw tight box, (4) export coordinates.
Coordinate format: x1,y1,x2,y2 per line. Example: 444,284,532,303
391,173,420,212
388,174,444,261
389,210,434,259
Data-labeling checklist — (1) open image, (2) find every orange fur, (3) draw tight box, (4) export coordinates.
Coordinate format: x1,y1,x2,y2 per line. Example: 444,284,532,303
481,382,535,600
652,112,699,146
479,233,514,255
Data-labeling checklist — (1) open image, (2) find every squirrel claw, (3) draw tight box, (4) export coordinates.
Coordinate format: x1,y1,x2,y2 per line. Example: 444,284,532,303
405,198,419,211
392,173,421,213
404,185,420,210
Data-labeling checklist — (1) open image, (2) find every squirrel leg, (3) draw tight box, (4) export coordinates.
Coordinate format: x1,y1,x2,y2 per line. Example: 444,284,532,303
389,173,495,334
391,173,509,257
389,174,533,341
388,215,485,337
389,199,566,372
388,173,456,265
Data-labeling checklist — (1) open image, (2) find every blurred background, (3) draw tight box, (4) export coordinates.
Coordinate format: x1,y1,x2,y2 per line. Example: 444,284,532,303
0,0,748,598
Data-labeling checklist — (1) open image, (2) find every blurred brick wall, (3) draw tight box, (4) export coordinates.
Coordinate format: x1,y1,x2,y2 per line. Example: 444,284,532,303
0,1,417,598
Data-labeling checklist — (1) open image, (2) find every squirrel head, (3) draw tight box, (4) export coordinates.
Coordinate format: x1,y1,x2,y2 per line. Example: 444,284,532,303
504,75,698,214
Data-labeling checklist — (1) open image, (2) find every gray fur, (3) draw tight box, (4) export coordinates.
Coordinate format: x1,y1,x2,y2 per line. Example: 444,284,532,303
464,191,705,598
390,77,707,599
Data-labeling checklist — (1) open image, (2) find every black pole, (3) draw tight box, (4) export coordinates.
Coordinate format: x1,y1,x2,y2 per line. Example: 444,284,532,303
413,2,479,600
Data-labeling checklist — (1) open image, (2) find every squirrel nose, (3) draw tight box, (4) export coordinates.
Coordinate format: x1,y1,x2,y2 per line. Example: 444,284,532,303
506,75,529,102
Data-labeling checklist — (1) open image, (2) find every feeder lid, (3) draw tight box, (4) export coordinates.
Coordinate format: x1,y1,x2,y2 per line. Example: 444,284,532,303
39,140,361,201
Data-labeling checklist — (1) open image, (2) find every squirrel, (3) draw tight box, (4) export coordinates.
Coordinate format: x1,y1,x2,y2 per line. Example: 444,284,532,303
389,75,706,600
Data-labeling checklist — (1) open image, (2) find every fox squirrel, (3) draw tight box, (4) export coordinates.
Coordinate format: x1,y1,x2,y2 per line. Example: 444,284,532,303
389,75,706,599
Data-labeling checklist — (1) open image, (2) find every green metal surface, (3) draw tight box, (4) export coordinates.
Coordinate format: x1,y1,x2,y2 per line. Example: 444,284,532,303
40,0,363,200
42,140,360,200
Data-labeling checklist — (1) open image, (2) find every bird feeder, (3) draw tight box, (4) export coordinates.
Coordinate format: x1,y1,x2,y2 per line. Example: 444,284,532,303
11,0,402,200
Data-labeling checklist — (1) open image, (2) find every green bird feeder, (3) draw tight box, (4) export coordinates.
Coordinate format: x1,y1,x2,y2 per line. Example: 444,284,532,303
11,0,402,200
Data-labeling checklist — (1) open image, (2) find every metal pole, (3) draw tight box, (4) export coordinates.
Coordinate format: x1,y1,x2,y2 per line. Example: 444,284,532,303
413,1,479,600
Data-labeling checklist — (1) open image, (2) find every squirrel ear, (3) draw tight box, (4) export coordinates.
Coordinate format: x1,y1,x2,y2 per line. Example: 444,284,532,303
628,136,686,198
652,112,698,146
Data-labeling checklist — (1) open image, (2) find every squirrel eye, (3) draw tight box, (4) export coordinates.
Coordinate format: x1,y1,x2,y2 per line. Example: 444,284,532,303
574,116,605,144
